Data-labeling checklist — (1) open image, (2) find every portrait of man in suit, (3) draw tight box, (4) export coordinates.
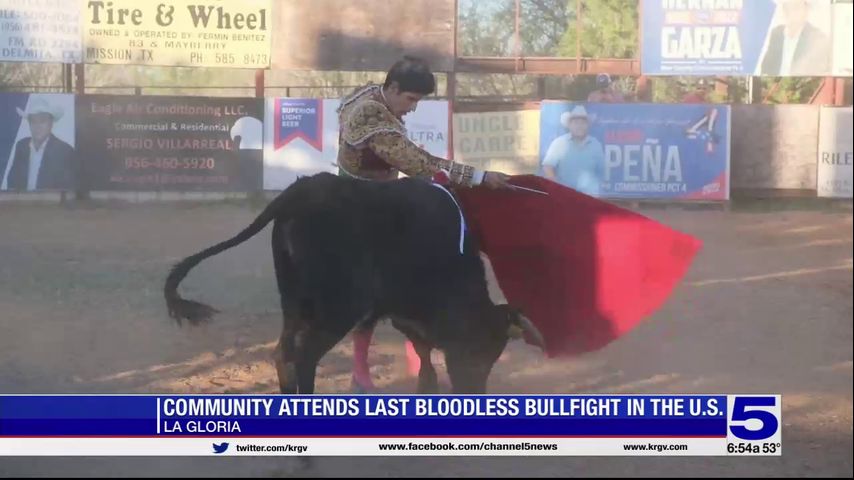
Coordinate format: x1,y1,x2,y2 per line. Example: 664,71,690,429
758,0,831,76
1,97,77,191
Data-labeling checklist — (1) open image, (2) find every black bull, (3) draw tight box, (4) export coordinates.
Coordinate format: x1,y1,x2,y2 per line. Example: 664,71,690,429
164,172,545,394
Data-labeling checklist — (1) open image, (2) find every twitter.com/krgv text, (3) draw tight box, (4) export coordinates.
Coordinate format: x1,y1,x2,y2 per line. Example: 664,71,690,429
211,442,308,454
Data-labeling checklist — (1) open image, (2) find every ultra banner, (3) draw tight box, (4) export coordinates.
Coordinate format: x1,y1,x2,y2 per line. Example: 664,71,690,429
539,102,730,200
83,0,271,68
76,94,263,191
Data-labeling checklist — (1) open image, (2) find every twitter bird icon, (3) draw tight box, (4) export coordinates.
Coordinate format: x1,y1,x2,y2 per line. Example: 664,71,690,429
212,442,229,454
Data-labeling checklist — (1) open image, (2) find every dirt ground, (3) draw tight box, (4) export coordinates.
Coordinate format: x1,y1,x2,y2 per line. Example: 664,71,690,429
0,198,851,477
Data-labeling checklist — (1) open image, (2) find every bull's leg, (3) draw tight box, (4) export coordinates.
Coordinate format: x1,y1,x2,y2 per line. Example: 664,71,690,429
414,341,439,394
402,333,438,394
274,326,298,394
294,328,345,394
404,340,421,378
351,321,378,393
271,221,300,394
391,320,439,394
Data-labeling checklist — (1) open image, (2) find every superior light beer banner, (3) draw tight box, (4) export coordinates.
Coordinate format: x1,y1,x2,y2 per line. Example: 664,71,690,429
0,395,782,456
82,0,271,68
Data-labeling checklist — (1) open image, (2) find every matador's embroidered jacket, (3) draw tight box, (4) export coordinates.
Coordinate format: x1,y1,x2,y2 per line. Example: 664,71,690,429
336,84,484,187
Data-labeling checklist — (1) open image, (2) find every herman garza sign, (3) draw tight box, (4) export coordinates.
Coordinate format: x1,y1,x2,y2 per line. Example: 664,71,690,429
83,0,271,68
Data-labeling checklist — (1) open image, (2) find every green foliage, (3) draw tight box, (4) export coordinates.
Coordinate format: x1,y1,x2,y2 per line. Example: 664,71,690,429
557,0,638,59
759,77,823,104
0,62,63,92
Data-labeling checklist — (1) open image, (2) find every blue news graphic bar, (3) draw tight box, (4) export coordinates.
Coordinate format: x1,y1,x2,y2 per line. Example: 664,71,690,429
0,395,728,437
0,396,157,435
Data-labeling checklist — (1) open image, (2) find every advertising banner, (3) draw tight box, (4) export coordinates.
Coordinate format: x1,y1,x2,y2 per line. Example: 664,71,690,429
539,102,730,200
0,0,81,63
83,0,271,68
77,94,263,191
642,0,832,76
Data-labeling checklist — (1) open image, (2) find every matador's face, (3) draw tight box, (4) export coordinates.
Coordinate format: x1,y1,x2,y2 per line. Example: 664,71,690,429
384,84,423,118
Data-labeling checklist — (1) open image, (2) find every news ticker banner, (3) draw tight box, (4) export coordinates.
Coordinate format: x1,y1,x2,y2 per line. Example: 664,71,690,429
76,94,263,191
0,0,82,63
641,0,836,76
539,102,730,200
0,395,781,456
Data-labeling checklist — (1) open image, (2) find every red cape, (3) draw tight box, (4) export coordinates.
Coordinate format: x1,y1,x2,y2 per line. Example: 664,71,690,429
455,175,703,357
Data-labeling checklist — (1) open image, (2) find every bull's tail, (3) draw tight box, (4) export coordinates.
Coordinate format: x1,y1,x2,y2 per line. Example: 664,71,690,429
164,189,291,326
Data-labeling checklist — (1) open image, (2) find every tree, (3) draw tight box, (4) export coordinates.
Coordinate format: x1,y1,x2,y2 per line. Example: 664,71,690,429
759,77,823,104
557,0,637,59
0,62,63,92
456,0,525,97
457,0,642,99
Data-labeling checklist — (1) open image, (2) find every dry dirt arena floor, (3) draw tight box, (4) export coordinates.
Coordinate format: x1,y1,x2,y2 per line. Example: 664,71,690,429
0,198,852,477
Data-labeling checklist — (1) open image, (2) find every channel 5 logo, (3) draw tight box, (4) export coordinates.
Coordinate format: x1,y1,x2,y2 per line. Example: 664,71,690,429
727,395,781,441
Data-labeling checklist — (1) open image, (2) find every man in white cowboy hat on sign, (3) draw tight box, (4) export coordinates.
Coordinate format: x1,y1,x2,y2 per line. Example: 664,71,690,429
541,105,604,196
2,97,76,191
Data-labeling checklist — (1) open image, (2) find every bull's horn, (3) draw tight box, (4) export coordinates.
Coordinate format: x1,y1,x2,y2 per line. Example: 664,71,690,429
510,314,547,351
507,323,524,339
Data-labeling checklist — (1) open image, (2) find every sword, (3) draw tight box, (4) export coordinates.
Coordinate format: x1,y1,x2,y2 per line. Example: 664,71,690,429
508,184,549,196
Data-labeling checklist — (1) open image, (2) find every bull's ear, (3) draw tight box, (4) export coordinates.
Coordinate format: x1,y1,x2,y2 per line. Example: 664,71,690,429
507,311,547,351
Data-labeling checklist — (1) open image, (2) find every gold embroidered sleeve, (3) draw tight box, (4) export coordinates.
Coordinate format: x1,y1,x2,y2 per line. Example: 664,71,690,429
367,133,482,187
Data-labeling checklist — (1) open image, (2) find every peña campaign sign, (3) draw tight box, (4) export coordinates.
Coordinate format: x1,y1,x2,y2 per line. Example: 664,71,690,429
642,0,832,76
77,95,263,191
0,0,81,63
539,102,730,200
83,0,271,68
